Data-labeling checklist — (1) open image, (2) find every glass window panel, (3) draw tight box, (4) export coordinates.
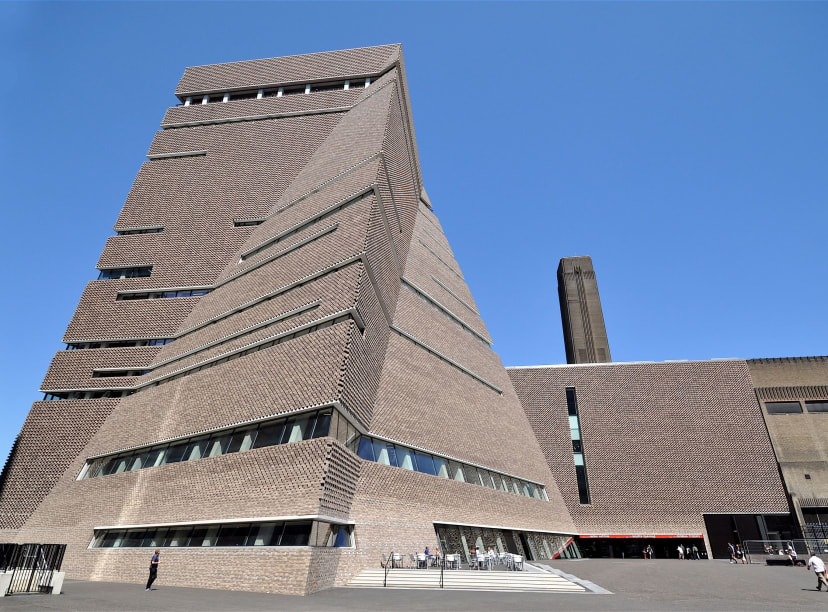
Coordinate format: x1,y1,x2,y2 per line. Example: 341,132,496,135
145,447,166,468
226,427,256,453
478,470,494,488
252,421,286,449
287,414,312,443
512,480,521,495
312,411,332,438
462,464,482,486
526,483,538,498
522,482,532,497
448,461,465,482
433,458,449,479
123,530,146,547
280,522,312,546
113,457,129,474
568,415,580,433
111,531,127,548
164,527,192,547
185,438,209,461
490,472,503,490
216,524,252,547
127,452,148,471
188,526,219,547
164,442,188,464
573,453,585,466
395,446,415,471
346,423,359,451
765,401,803,414
207,433,231,457
373,440,392,465
333,527,350,547
414,452,436,476
357,438,374,461
249,523,278,546
143,528,168,548
566,388,578,415
500,476,511,492
806,401,828,413
86,459,104,478
100,531,120,548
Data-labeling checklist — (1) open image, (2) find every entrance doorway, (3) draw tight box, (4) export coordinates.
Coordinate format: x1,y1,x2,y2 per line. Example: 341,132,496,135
518,532,534,560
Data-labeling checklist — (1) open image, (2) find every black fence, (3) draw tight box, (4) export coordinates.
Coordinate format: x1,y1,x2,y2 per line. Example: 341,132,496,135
1,543,66,595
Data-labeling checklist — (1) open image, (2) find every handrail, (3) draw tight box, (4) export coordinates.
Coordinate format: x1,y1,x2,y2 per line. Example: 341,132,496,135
383,550,394,587
439,555,444,589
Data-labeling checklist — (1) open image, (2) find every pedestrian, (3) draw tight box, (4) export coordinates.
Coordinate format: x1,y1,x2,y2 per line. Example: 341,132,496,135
735,544,746,564
728,542,736,564
677,544,684,560
146,549,160,591
644,544,654,559
692,545,700,560
806,552,828,592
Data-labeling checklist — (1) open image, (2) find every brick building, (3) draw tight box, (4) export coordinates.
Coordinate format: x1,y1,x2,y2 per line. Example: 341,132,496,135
557,256,612,364
508,360,794,559
0,45,578,594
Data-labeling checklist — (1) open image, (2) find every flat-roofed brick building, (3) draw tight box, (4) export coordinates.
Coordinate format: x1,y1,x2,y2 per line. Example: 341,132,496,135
0,45,579,595
508,360,794,559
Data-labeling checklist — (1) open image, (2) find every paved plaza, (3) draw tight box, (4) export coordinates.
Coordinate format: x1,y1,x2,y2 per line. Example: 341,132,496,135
1,559,826,611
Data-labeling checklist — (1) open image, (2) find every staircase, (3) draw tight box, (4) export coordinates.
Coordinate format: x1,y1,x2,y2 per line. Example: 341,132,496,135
346,568,586,592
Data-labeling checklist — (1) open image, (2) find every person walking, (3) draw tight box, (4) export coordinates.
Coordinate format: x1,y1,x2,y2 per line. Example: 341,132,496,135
146,549,160,591
677,544,684,560
728,542,736,564
806,553,828,592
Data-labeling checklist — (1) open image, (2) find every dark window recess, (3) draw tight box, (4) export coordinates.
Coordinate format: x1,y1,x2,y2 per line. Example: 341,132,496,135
310,82,346,93
229,91,259,101
234,220,264,227
117,289,210,301
765,401,803,414
67,339,173,350
92,369,149,378
116,228,163,235
805,474,812,480
98,267,152,280
281,85,306,96
348,79,365,89
261,89,278,98
566,387,591,504
805,401,828,413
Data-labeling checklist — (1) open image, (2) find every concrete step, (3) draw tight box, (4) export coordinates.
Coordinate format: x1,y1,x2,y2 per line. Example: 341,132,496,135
346,568,586,592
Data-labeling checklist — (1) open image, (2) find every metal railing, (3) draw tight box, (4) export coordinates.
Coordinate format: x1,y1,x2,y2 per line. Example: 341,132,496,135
1,543,66,595
743,539,828,564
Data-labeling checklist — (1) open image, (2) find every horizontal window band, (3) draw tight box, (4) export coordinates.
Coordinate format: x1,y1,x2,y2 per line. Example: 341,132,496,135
114,226,164,235
434,521,575,538
146,150,207,160
161,106,351,129
232,152,383,226
357,435,547,501
390,325,502,395
85,400,363,461
97,266,153,280
417,239,464,280
174,66,392,99
430,275,478,315
162,76,395,131
80,407,348,479
240,189,373,261
90,518,353,549
95,514,355,531
401,279,491,345
43,310,362,396
364,431,546,489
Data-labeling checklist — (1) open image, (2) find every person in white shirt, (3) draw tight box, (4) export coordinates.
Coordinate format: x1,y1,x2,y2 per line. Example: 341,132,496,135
806,554,828,592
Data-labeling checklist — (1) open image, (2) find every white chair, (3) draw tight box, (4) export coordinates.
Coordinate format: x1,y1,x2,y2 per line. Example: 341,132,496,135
445,553,460,569
512,554,524,571
416,553,427,569
392,553,403,568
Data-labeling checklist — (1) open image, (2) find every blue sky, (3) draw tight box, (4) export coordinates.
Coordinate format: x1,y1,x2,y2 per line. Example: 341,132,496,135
1,1,826,463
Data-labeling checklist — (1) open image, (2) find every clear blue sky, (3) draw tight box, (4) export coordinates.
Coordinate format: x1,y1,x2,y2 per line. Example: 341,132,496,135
2,2,826,463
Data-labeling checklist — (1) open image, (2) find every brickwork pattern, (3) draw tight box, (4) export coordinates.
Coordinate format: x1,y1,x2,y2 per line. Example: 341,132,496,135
509,361,790,535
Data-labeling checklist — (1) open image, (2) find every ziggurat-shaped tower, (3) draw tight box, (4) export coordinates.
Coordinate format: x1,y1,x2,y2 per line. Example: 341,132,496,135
0,45,576,594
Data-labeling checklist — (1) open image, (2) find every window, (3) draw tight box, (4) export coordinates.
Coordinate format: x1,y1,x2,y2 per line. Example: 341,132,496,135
805,401,828,413
116,228,163,235
117,289,209,300
765,401,803,414
351,435,547,500
82,409,334,479
566,387,591,504
98,266,152,280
